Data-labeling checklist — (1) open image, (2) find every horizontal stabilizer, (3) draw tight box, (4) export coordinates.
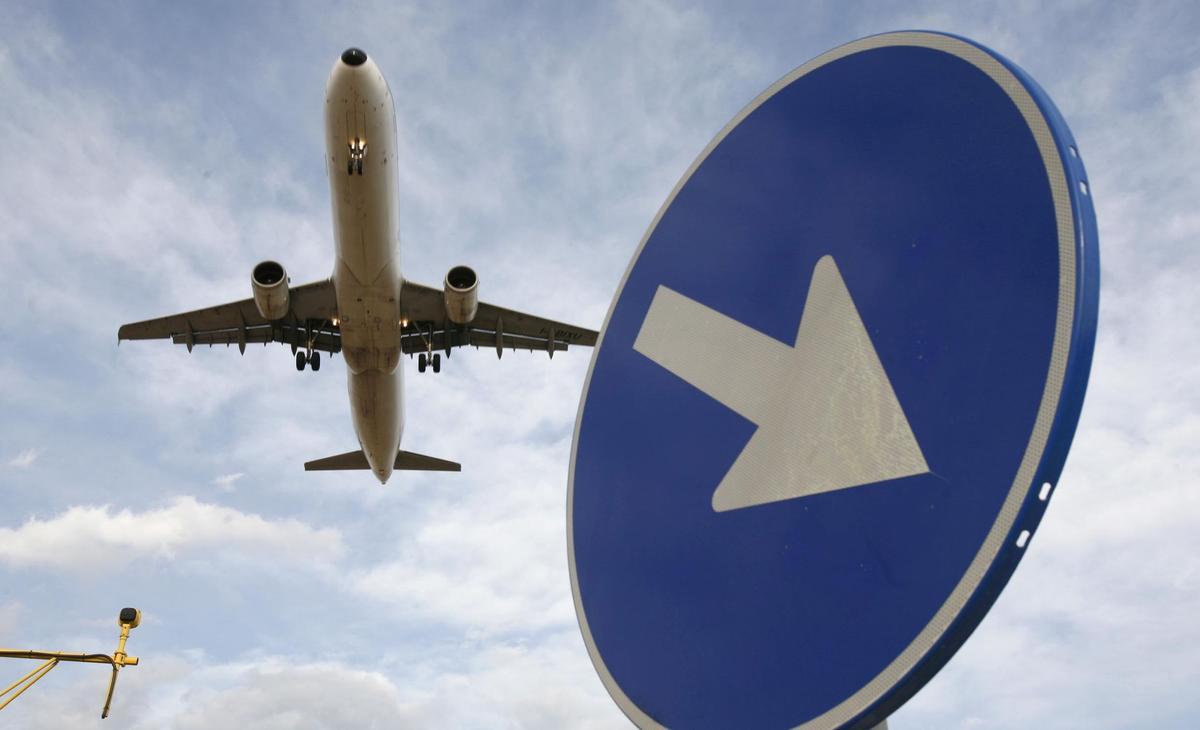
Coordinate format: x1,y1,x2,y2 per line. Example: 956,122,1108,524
304,450,369,471
395,450,461,472
304,449,460,472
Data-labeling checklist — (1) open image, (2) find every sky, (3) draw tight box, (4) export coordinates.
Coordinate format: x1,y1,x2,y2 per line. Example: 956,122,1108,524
0,1,1197,728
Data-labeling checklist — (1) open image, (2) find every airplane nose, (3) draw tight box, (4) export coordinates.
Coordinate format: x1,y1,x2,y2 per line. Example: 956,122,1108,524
341,47,368,67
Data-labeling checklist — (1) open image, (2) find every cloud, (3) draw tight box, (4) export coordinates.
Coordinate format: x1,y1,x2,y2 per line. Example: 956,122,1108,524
0,654,414,730
7,448,40,469
347,447,576,635
212,472,244,492
391,631,626,729
0,497,344,573
166,660,416,730
0,638,625,730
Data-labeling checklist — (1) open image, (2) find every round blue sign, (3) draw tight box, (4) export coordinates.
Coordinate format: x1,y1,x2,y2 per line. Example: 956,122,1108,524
569,31,1098,729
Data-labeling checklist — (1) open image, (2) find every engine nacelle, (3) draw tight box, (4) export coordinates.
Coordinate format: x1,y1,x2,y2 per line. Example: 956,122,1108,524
443,265,479,324
251,260,290,321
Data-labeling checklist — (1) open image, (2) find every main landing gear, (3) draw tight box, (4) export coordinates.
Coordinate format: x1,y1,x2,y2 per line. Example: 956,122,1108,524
296,350,321,371
417,352,441,374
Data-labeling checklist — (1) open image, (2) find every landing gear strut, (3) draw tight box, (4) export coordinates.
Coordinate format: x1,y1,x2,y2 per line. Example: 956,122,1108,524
413,321,443,374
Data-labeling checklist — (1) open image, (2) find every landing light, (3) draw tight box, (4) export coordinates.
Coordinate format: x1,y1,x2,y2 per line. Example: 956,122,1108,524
401,319,409,327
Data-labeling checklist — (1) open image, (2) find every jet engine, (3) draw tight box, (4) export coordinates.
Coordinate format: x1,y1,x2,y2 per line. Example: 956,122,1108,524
443,265,478,324
251,260,290,321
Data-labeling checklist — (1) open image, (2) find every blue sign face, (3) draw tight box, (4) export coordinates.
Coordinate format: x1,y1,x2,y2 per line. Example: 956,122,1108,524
569,32,1098,729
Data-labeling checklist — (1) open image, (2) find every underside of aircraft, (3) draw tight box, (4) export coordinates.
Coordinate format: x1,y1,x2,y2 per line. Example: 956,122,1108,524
117,48,598,482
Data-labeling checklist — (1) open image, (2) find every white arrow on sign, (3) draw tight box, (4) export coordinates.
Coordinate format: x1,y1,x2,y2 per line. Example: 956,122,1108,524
633,255,929,512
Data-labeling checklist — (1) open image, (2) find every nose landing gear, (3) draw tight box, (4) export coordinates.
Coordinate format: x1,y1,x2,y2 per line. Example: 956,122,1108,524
347,138,366,175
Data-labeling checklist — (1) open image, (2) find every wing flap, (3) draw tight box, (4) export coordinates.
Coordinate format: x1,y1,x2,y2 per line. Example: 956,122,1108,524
174,325,341,354
399,328,571,355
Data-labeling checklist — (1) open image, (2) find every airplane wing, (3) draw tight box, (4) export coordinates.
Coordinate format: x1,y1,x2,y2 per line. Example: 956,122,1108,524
399,280,597,357
117,279,341,354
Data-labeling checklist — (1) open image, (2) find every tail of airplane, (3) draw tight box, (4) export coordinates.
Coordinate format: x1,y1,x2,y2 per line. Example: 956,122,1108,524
304,449,461,472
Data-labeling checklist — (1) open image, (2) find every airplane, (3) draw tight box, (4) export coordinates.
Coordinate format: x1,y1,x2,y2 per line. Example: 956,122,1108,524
118,48,598,483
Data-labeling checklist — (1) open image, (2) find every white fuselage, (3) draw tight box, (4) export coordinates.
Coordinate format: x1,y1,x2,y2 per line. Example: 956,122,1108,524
325,54,404,483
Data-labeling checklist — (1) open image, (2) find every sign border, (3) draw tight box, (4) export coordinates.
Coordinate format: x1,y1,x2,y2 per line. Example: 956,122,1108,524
567,30,1099,729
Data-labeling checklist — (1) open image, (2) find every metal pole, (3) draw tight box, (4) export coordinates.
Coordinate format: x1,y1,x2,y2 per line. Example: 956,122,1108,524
0,606,141,717
0,658,58,711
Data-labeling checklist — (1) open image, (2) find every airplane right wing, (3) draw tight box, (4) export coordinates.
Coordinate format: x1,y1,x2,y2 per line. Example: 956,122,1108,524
399,280,598,357
117,279,341,354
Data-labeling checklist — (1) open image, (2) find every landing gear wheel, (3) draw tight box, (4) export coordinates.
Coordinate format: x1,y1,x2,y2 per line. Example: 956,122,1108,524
310,351,321,371
432,353,441,373
347,159,354,176
418,353,427,373
296,351,306,371
355,158,363,175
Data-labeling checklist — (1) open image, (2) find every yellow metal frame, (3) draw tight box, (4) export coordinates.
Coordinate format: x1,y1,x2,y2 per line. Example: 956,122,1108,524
0,610,140,719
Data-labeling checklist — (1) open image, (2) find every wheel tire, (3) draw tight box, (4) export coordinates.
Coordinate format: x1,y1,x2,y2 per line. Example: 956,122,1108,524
418,353,427,373
432,353,441,373
295,351,306,371
356,158,364,175
310,351,321,371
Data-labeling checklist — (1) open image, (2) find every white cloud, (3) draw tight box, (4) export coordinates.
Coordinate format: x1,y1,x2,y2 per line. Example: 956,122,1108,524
212,472,244,492
0,639,625,730
348,446,575,635
7,448,40,469
0,654,414,730
0,497,344,573
391,631,626,729
166,660,416,730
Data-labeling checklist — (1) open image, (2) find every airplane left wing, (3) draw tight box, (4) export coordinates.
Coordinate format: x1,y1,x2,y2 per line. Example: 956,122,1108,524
117,279,341,354
399,280,597,357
